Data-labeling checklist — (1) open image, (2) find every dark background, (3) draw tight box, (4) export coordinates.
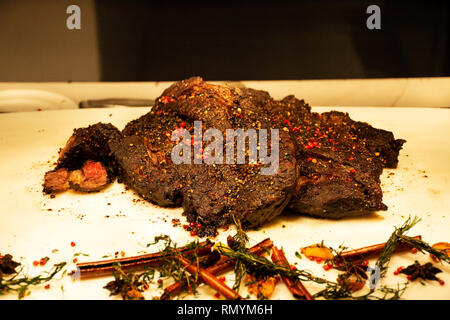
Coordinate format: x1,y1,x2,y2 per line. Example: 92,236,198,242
96,0,449,81
0,0,448,81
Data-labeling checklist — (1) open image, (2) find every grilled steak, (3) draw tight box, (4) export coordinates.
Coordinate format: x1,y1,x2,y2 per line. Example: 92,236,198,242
43,77,405,235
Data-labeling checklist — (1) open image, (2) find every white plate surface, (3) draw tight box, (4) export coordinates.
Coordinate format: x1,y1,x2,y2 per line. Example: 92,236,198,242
0,89,77,112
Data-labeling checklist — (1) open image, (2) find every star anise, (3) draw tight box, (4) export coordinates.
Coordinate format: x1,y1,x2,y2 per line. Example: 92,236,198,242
0,254,21,276
399,260,442,282
103,267,145,300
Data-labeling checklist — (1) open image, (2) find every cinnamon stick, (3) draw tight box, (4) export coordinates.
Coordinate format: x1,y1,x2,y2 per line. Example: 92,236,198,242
72,241,213,279
160,238,273,300
177,255,244,300
338,235,422,261
271,246,314,300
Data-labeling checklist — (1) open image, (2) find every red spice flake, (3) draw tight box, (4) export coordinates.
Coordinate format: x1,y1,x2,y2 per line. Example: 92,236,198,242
323,264,331,271
169,97,175,103
156,110,162,115
347,156,355,161
214,293,221,299
39,257,49,266
315,258,323,264
411,247,418,254
290,265,297,270
329,139,333,143
33,260,39,267
349,168,356,174
179,122,186,128
161,96,170,104
196,223,202,229
218,276,226,282
73,258,78,263
362,260,369,267
190,231,197,237
438,279,445,286
44,284,50,290
394,266,404,276
283,119,290,125
304,141,316,149
70,242,76,247
407,275,413,281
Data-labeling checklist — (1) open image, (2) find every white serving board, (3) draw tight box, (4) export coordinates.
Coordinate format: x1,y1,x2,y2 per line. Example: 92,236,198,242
0,106,449,300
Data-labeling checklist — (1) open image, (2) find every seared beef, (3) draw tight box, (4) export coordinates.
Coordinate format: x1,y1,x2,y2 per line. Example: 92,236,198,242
179,130,297,236
43,77,405,234
266,96,404,218
43,123,121,193
113,79,297,235
112,110,185,207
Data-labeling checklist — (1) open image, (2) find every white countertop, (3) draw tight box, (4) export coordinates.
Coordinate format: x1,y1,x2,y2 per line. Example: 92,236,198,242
0,77,449,112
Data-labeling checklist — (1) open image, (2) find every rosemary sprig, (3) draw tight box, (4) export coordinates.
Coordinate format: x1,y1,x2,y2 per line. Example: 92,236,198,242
103,235,209,300
216,243,328,284
230,215,249,292
398,235,450,264
0,262,67,299
375,216,421,277
217,242,406,300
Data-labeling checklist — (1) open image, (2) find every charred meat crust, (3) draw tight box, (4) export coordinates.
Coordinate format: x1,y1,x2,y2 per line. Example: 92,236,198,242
43,123,121,193
43,77,405,235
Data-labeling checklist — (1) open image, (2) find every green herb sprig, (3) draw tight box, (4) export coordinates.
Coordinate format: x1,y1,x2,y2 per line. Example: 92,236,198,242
0,262,67,299
375,216,421,277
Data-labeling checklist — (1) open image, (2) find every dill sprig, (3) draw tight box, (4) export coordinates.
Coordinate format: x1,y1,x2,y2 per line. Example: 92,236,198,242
0,262,67,299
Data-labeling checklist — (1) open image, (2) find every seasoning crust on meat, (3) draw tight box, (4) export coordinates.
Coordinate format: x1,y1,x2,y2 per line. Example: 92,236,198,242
43,77,405,235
